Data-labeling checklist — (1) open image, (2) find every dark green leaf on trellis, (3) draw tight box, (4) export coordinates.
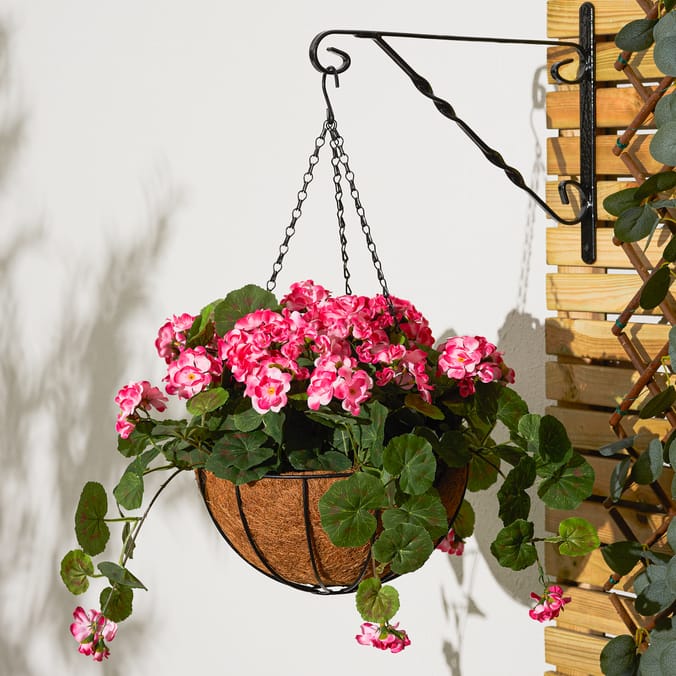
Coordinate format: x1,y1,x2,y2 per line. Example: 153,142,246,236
615,18,657,51
640,388,676,420
599,635,639,676
490,519,536,570
186,387,229,416
496,387,528,432
655,92,676,128
610,457,632,502
372,523,434,574
654,8,676,40
635,171,676,201
60,549,94,595
319,472,388,547
467,452,499,492
599,436,636,456
631,438,664,484
383,434,436,495
113,471,144,511
663,237,676,264
356,578,399,624
100,586,133,623
213,284,279,336
558,517,599,556
382,493,449,541
98,562,147,590
452,499,475,539
614,205,659,243
636,564,675,614
651,122,676,166
538,453,594,510
640,266,672,310
438,430,471,468
601,541,644,576
75,482,110,556
668,519,676,551
603,187,641,217
655,36,676,76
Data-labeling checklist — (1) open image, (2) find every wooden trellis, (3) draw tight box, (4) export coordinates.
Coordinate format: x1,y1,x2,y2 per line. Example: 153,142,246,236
545,1,674,674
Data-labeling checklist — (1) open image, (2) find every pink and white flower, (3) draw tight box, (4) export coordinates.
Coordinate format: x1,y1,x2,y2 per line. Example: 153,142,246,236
355,622,411,653
245,365,293,414
529,585,571,622
165,346,222,399
114,381,168,439
155,313,196,363
70,607,117,661
436,528,464,556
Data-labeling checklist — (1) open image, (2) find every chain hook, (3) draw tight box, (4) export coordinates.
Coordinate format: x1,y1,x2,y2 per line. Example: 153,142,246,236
322,66,340,124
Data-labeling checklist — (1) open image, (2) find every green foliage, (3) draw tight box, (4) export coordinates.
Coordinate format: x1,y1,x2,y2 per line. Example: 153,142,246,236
601,541,645,576
452,499,475,540
557,517,600,556
213,284,279,336
186,388,229,416
98,562,147,590
614,18,657,51
600,635,639,676
100,586,133,623
537,453,595,510
75,482,110,556
603,187,641,217
490,519,537,570
639,266,672,310
372,523,434,574
356,578,399,624
381,493,449,541
614,206,660,244
60,549,94,595
497,456,535,525
654,92,676,128
631,438,664,484
383,434,436,495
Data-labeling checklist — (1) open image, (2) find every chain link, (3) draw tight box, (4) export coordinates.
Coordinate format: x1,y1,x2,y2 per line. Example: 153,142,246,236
329,123,352,295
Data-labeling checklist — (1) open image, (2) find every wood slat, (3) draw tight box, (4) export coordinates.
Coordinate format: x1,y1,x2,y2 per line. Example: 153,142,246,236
547,135,661,176
547,88,656,129
545,317,669,362
547,225,669,268
547,42,659,83
545,544,636,590
546,501,670,552
547,272,656,314
546,405,669,450
557,586,643,636
544,626,607,675
546,180,638,221
548,0,647,38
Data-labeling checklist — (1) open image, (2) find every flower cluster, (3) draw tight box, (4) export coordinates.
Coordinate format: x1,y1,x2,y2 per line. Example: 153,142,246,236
436,528,465,556
69,607,117,662
528,585,571,623
114,380,167,439
355,622,411,653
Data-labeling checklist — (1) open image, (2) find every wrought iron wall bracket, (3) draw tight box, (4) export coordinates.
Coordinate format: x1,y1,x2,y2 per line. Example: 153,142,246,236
310,2,597,264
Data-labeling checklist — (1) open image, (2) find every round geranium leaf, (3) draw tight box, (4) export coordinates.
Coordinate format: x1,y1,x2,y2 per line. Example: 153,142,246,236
355,578,400,624
639,266,672,311
538,454,594,510
467,452,499,492
603,187,641,217
655,36,676,76
655,92,676,129
381,493,449,541
100,586,133,623
60,549,94,595
614,205,659,243
75,482,110,556
372,523,434,575
651,122,676,167
490,519,537,570
558,517,599,556
438,430,471,468
496,387,528,433
537,414,573,465
318,472,387,547
113,471,144,511
207,431,272,476
599,635,639,676
186,387,229,416
383,434,436,495
614,18,657,51
452,499,475,540
601,541,644,576
213,284,279,336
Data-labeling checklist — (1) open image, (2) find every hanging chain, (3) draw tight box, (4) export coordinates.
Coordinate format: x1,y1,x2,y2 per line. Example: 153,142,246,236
267,122,329,292
329,121,352,295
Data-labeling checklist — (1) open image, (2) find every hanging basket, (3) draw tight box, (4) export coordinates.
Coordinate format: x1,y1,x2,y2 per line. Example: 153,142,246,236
196,464,468,594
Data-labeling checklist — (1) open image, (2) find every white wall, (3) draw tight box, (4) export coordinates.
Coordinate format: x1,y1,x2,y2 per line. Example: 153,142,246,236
0,2,554,674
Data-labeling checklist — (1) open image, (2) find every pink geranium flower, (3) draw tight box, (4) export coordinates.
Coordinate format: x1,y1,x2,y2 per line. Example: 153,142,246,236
70,607,117,661
165,346,222,399
529,585,571,622
114,381,168,438
355,622,411,653
245,365,292,414
155,313,196,363
436,528,464,556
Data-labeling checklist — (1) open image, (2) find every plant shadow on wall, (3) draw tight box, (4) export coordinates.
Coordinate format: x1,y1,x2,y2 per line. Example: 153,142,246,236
0,25,179,670
439,64,548,675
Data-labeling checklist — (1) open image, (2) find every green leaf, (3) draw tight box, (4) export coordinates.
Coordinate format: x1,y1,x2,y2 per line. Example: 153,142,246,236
490,519,536,570
100,586,133,623
437,430,471,468
60,549,94,595
496,388,528,433
372,523,434,574
640,266,672,310
497,456,536,525
287,449,352,471
113,471,144,511
75,482,110,556
668,519,676,551
558,517,600,556
599,635,639,676
655,92,676,129
631,438,664,484
186,388,229,416
230,407,264,433
599,436,636,456
213,284,279,336
654,9,676,41
206,431,273,479
117,420,155,457
669,326,676,377
404,393,444,420
209,464,270,485
610,457,632,502
517,414,540,454
601,541,644,576
122,522,135,559
467,452,499,491
614,205,660,243
381,493,449,541
383,434,436,495
452,499,475,539
640,387,676,420
98,561,147,590
538,453,594,510
262,411,284,446
603,187,641,217
667,557,676,595
537,415,573,465
667,238,676,265
614,18,657,51
635,171,676,201
651,121,676,166
355,578,400,624
636,565,675,614
493,444,525,466
318,472,388,547
359,400,387,465
655,36,676,76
